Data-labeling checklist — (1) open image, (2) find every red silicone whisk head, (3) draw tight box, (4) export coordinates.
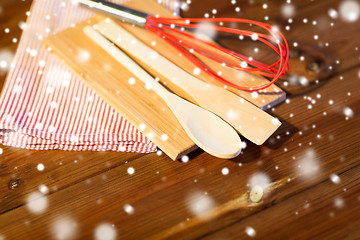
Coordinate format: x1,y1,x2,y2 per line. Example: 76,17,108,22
145,15,289,92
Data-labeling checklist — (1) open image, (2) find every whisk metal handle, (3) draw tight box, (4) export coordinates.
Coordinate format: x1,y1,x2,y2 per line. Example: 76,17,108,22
78,0,149,27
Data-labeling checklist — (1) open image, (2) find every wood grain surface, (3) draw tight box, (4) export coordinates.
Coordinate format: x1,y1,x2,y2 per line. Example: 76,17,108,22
0,0,359,239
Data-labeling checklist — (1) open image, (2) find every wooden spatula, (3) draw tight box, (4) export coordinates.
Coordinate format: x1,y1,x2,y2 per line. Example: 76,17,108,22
91,19,281,145
84,26,242,158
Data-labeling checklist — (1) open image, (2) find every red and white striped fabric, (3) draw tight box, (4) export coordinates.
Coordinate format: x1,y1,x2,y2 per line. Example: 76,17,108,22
0,0,179,152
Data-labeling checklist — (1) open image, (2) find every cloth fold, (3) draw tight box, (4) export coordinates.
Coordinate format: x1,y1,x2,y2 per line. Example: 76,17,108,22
0,0,179,152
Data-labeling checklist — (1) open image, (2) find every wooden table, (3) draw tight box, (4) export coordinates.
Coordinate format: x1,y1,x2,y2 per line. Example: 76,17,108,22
0,0,359,239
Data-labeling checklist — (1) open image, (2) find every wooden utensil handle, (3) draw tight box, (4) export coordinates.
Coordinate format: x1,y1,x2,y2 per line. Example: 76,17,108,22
95,20,207,94
83,26,171,101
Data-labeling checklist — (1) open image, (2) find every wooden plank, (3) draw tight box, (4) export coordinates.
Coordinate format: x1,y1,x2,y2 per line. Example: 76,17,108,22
0,146,143,214
0,67,359,239
203,164,360,240
1,0,360,239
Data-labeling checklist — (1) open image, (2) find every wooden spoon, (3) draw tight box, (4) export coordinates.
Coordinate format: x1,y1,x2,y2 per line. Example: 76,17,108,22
94,19,281,145
84,26,242,159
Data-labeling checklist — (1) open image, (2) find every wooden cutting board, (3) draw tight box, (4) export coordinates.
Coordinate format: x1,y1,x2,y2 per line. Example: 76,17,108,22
43,0,285,160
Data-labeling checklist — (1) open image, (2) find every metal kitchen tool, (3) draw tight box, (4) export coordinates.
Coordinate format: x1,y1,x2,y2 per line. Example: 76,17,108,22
78,0,289,91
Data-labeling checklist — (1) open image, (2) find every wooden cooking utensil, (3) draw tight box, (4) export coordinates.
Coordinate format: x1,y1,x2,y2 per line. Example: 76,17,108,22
94,19,281,145
43,0,285,159
84,26,242,159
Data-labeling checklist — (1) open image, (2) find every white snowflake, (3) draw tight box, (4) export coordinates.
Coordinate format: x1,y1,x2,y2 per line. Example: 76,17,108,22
343,107,354,118
39,184,49,194
39,60,46,68
281,4,295,18
123,204,134,214
37,163,45,171
251,92,259,99
181,155,189,163
161,134,168,141
249,172,270,190
330,174,341,184
334,197,345,209
193,67,201,75
26,192,48,214
0,50,14,72
221,167,229,175
339,0,360,22
127,167,135,175
245,226,256,237
77,50,90,62
186,191,215,215
128,77,136,85
94,223,116,240
297,149,320,178
52,216,77,240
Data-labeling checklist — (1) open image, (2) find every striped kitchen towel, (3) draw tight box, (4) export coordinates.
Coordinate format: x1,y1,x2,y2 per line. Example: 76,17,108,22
0,0,179,152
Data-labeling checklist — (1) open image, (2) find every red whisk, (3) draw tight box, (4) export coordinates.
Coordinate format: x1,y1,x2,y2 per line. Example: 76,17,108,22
79,0,289,91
